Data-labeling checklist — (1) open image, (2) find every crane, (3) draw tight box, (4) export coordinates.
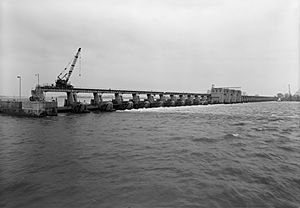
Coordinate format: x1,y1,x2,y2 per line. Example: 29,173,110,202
55,48,81,88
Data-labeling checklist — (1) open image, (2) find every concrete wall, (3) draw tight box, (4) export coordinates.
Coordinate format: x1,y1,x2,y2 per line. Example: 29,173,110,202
0,101,22,112
0,100,57,116
242,96,276,102
22,101,57,116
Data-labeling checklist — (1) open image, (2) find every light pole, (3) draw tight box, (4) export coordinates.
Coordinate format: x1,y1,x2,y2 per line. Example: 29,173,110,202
35,73,39,87
17,75,21,101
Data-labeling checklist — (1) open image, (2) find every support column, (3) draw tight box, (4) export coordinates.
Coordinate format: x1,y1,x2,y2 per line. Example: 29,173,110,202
159,94,166,101
132,93,140,104
194,95,200,105
147,94,154,103
186,94,193,105
73,93,78,103
202,95,208,105
114,93,123,105
170,94,176,101
66,92,76,106
93,92,100,105
177,94,185,106
166,94,176,107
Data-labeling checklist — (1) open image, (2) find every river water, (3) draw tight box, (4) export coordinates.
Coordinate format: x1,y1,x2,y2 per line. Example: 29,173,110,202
1,102,300,208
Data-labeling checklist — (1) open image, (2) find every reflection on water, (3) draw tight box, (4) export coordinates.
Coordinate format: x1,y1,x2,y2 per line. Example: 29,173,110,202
1,102,300,208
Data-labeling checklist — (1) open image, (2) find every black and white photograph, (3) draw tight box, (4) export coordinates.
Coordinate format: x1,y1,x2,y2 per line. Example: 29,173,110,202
0,0,299,207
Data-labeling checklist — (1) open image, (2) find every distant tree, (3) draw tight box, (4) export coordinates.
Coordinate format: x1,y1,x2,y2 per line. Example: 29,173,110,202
283,93,293,101
242,91,247,96
284,93,290,99
292,94,300,101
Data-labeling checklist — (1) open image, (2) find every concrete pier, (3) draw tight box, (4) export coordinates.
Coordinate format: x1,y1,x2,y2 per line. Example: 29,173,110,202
193,95,200,105
93,92,102,105
0,100,57,117
146,94,154,103
113,93,122,105
112,93,134,110
176,95,185,106
185,95,194,105
159,94,166,102
90,92,114,111
132,93,140,104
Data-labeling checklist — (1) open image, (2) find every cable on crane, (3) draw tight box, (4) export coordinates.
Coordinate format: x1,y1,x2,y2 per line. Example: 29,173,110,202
79,52,82,77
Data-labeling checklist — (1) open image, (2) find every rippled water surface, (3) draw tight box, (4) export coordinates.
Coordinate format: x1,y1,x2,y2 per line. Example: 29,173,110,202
1,102,300,208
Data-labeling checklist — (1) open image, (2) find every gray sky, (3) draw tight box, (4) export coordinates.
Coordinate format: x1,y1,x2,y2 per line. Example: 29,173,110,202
0,0,299,97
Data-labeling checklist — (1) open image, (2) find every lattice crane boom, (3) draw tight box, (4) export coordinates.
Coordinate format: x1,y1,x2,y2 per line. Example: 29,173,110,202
55,48,81,88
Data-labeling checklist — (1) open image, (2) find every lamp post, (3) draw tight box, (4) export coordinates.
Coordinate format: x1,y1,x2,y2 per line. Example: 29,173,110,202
35,73,39,87
17,75,21,101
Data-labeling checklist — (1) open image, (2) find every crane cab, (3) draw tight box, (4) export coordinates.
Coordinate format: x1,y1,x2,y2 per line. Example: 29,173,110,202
55,48,81,89
55,79,73,89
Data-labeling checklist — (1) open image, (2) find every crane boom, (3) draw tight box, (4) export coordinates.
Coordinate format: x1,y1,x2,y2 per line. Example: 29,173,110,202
65,48,81,83
56,48,81,88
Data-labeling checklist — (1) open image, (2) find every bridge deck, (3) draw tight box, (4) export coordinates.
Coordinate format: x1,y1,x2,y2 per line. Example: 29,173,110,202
40,86,210,96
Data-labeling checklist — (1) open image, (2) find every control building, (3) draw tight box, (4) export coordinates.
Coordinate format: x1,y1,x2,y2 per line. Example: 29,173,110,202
210,87,242,104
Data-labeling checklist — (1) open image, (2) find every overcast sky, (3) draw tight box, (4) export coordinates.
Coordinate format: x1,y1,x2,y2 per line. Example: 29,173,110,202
0,0,299,97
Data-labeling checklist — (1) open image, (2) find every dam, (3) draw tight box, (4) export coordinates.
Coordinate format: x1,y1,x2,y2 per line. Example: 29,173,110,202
0,48,277,116
39,85,275,111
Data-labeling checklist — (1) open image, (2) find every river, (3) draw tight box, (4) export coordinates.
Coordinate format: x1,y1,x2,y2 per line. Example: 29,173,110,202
1,101,299,208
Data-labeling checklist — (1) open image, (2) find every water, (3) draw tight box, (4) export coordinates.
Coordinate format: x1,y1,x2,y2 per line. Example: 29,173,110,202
1,102,300,208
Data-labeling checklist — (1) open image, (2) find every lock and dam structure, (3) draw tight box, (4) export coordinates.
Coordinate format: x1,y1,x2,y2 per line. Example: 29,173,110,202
37,48,276,113
0,48,277,117
0,85,277,117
